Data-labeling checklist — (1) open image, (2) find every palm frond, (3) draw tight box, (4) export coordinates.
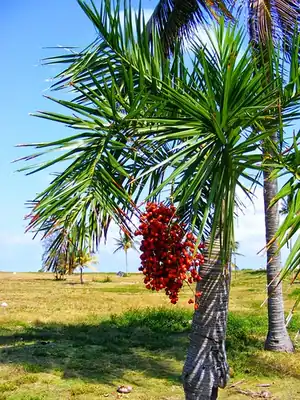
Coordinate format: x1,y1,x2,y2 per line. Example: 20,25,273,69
248,0,299,56
43,0,186,99
19,3,300,271
19,1,192,247
266,130,300,278
273,0,299,53
146,0,234,55
129,21,300,262
248,0,272,45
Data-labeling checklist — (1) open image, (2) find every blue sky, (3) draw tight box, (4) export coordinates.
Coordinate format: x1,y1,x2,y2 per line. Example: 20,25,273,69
0,0,291,273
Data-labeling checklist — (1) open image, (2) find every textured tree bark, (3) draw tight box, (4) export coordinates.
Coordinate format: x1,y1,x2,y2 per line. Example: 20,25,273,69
80,266,84,285
263,165,294,352
252,0,295,353
183,240,230,399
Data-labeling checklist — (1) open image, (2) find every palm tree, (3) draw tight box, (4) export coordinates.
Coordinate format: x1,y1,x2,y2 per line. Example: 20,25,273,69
19,2,300,398
113,232,138,274
147,0,299,354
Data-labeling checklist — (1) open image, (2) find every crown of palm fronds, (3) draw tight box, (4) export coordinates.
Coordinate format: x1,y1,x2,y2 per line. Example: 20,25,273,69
248,0,299,53
113,232,138,254
18,1,300,267
147,0,299,57
267,130,300,278
147,0,234,54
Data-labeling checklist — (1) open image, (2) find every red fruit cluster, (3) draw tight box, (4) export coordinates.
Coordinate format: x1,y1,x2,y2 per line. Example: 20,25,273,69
135,202,205,306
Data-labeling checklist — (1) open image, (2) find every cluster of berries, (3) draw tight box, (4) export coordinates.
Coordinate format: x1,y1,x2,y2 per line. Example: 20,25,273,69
135,202,204,308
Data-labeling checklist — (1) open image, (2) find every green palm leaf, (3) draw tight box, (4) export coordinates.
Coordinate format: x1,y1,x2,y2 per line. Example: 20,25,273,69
146,0,234,54
19,2,300,269
266,130,300,278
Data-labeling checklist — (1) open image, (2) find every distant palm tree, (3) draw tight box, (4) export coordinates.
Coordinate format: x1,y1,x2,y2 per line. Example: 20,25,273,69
231,241,243,277
113,232,138,275
280,198,289,216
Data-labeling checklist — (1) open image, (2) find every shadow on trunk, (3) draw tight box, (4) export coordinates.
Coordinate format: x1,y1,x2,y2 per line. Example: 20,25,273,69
183,239,230,400
263,167,294,352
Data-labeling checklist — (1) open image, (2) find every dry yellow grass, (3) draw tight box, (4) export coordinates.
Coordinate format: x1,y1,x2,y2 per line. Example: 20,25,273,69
0,271,299,399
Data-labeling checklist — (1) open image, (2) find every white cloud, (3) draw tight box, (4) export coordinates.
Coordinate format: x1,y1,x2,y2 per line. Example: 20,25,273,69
0,233,43,272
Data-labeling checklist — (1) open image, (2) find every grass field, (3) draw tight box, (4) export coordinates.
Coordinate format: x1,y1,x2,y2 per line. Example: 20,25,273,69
0,270,299,399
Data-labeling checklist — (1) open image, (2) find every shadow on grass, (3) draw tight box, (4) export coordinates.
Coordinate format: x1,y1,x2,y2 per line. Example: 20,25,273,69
227,313,300,379
0,308,191,385
0,308,298,385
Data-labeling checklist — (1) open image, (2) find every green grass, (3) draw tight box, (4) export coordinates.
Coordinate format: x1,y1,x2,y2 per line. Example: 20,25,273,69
289,287,300,299
0,271,299,399
92,275,112,283
97,286,147,293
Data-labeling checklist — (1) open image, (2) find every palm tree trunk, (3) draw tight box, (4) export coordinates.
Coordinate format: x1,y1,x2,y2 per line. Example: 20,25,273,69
250,0,294,353
183,239,230,399
80,266,84,284
263,166,294,352
125,250,128,275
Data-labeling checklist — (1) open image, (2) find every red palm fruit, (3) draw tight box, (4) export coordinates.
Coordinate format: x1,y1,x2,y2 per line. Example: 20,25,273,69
136,202,204,304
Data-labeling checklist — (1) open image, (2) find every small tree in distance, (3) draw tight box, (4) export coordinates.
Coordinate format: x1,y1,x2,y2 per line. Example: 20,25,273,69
41,226,97,283
113,232,138,275
75,249,98,284
41,229,70,280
